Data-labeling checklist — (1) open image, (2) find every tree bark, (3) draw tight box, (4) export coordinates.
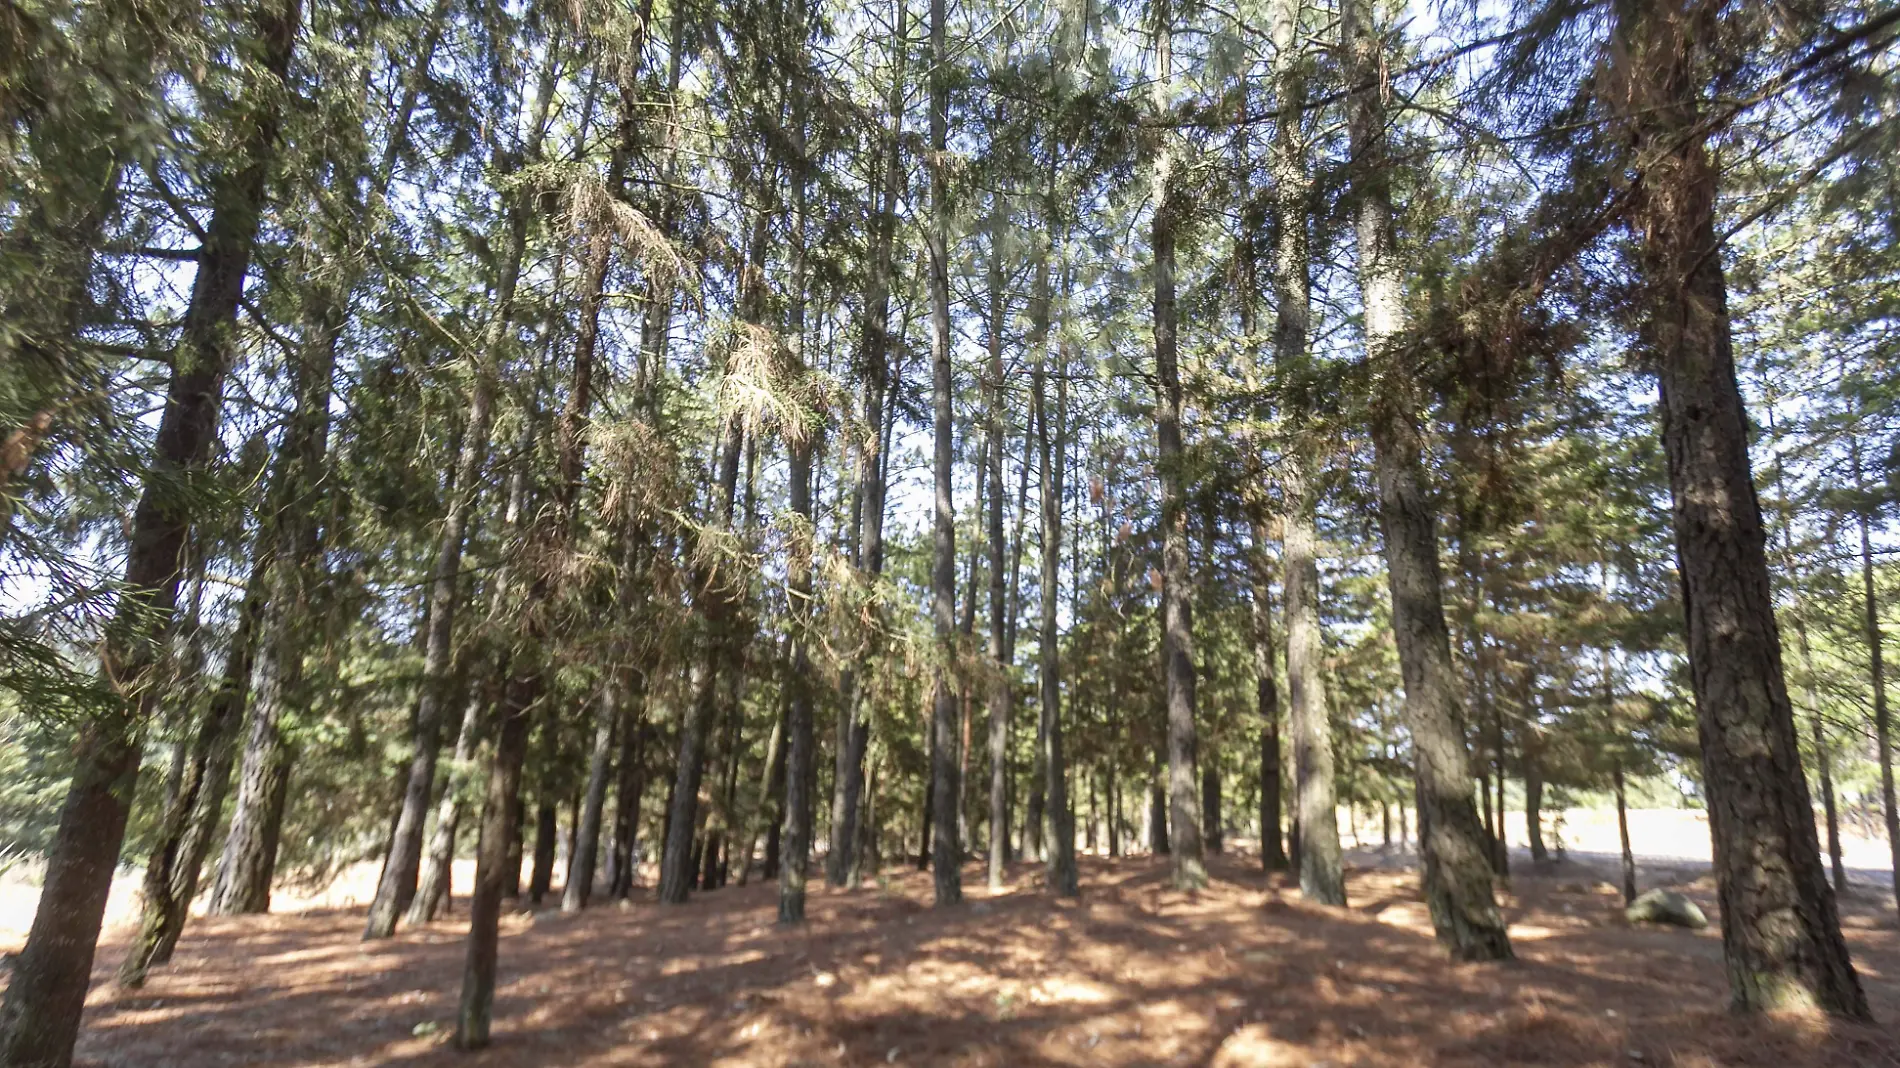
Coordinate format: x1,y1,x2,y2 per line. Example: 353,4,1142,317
561,688,618,912
362,123,537,939
528,790,558,905
1248,517,1287,873
1341,0,1507,960
412,682,488,925
1036,313,1078,897
829,0,907,891
0,2,298,1060
1524,747,1547,863
607,679,648,899
454,673,535,1050
1851,439,1898,917
119,561,266,986
779,73,819,920
659,424,745,903
1613,759,1636,906
1609,0,1866,1016
1149,5,1205,892
924,0,962,908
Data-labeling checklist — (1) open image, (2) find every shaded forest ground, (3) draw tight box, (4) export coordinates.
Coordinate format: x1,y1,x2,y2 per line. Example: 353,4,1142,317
6,839,1900,1067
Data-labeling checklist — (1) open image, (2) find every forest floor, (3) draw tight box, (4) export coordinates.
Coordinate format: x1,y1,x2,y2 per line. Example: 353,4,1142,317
8,841,1900,1068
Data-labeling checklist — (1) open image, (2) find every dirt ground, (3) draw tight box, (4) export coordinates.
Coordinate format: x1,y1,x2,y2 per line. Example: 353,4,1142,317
15,846,1900,1068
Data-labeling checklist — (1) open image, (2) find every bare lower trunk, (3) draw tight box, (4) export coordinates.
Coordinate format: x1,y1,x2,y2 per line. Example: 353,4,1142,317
1249,521,1287,872
412,685,487,925
561,688,617,912
1525,754,1547,863
1614,760,1636,905
1611,0,1865,1016
1285,494,1342,905
607,680,647,899
120,565,264,986
1342,0,1506,961
660,426,744,903
454,675,535,1049
1032,265,1077,897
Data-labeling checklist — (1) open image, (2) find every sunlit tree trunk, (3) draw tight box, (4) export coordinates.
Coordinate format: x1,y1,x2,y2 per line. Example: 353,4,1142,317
1341,0,1506,960
1609,0,1865,1016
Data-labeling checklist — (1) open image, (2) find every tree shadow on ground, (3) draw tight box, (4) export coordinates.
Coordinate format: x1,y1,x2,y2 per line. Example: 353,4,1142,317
48,853,1900,1067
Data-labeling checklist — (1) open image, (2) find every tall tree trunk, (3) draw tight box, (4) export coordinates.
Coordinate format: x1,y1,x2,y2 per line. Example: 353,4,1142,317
1248,516,1287,873
660,424,746,902
561,688,617,912
1814,715,1846,893
0,2,298,1060
454,673,534,1050
779,71,819,920
1609,0,1866,1016
209,241,344,921
830,0,907,891
361,147,534,940
1148,744,1169,855
1850,438,1898,916
1523,742,1547,863
985,175,1013,892
741,687,788,886
924,0,962,907
528,790,558,905
1201,767,1222,855
1036,310,1078,897
1341,0,1507,960
1149,3,1205,891
607,679,648,899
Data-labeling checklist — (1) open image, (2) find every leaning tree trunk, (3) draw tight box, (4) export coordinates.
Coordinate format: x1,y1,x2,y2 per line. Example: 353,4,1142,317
119,559,266,986
411,682,487,925
0,2,297,1060
1613,758,1637,905
209,245,343,920
361,180,526,938
1610,0,1866,1016
562,687,618,912
1341,0,1507,961
455,673,535,1050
